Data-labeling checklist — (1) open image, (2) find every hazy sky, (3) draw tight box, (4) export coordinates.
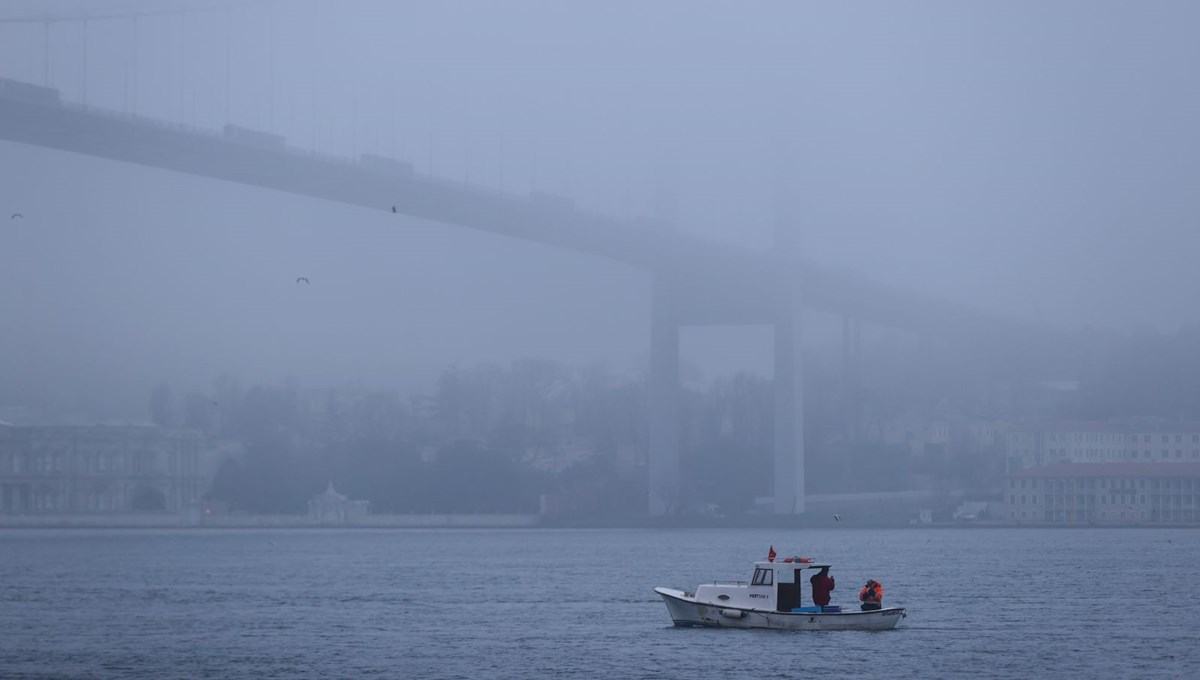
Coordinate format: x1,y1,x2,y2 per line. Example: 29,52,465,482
2,0,1199,418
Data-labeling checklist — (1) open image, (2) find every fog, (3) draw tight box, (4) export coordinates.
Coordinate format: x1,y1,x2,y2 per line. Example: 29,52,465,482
3,0,1200,420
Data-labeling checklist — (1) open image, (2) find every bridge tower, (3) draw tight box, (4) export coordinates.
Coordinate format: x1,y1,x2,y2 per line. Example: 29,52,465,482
771,200,806,516
646,263,806,517
647,275,681,516
648,241,806,515
772,269,806,515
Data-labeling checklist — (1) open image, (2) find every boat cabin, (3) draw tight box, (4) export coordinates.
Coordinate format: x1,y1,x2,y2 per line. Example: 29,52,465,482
692,560,838,613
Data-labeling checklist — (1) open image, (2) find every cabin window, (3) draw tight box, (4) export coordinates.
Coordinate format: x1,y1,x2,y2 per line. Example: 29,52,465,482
752,568,774,586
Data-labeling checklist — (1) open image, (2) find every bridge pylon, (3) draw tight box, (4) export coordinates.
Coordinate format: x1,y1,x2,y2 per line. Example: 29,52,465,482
646,269,806,516
647,274,681,516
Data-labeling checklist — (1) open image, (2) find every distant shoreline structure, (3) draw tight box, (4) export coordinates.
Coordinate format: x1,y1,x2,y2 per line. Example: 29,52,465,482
1,514,1196,529
0,513,539,529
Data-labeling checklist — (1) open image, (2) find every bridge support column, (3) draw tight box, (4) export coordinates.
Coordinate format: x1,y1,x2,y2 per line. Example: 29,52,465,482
773,298,805,514
648,275,680,516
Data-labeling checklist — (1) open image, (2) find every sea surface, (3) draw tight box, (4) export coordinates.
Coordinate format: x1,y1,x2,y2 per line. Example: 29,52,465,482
0,527,1196,679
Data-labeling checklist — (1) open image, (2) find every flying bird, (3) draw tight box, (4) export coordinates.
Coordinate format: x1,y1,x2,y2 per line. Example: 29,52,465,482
296,277,310,284
834,514,841,523
10,213,22,220
391,205,397,213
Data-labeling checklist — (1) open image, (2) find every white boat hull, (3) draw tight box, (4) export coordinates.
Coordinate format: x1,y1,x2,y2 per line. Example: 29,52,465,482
655,587,905,631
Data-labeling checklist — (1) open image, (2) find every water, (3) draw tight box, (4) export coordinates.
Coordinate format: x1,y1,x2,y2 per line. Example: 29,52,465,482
1,527,1196,679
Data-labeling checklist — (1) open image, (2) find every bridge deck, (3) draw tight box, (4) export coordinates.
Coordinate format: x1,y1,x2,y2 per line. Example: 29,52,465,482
0,90,1032,341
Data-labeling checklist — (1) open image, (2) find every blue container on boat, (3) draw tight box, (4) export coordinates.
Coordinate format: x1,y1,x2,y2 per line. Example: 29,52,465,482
821,605,842,613
791,606,823,613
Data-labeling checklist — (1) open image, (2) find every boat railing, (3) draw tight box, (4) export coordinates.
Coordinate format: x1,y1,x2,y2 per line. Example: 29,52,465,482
710,580,748,586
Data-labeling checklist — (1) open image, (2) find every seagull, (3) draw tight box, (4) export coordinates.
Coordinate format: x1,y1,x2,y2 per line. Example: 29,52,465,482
296,277,310,284
10,213,22,220
391,205,397,213
834,514,841,523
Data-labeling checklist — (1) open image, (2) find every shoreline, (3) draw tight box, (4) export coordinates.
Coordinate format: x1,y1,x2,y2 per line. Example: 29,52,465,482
1,514,1197,530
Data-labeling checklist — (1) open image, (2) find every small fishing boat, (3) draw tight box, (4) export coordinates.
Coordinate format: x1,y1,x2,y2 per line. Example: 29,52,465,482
654,554,905,631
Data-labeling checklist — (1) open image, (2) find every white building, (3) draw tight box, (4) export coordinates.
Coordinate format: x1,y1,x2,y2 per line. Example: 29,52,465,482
307,482,369,525
1000,421,1200,473
1005,462,1200,524
0,425,207,514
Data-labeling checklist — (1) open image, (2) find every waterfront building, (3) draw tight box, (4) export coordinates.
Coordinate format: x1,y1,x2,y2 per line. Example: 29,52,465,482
1000,421,1200,472
1005,462,1200,524
307,482,369,525
0,425,205,514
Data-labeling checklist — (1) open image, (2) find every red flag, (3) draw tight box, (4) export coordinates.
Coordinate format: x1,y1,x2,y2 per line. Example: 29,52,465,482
768,545,776,562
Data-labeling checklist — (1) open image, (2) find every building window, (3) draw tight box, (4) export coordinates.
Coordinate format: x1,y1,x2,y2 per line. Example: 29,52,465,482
1177,450,1183,459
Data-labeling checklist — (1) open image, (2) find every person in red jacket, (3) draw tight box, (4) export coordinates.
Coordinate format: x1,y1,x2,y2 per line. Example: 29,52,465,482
809,567,835,607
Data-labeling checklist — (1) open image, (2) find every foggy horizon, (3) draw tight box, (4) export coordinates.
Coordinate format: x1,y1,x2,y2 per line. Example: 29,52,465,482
3,0,1200,419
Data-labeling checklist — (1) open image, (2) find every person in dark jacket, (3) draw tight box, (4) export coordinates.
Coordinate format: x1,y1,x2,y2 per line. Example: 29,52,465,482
809,567,836,607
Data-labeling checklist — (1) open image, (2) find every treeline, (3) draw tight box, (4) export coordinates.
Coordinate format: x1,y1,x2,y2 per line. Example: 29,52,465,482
146,325,1200,515
142,352,998,515
152,360,651,515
